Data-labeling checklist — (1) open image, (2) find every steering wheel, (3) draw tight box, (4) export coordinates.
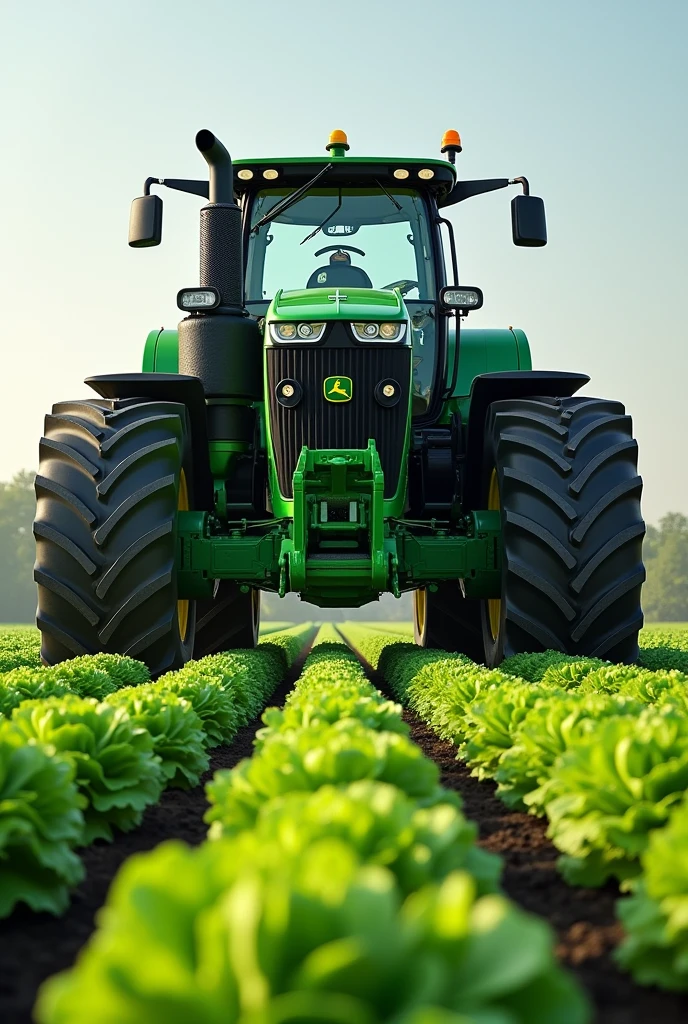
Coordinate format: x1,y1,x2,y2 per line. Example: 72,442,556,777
382,279,419,296
314,245,366,258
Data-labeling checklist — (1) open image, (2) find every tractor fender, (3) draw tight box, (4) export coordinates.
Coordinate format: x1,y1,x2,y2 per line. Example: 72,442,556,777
85,372,213,510
461,370,589,510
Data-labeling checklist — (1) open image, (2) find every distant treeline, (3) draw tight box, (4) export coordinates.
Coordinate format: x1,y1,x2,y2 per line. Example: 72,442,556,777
1,472,682,624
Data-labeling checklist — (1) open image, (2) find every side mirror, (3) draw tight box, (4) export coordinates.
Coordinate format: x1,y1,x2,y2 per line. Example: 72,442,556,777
128,194,163,247
511,194,547,247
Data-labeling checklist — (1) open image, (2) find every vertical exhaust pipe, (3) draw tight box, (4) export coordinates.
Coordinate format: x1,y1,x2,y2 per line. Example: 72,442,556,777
194,130,243,312
178,131,262,496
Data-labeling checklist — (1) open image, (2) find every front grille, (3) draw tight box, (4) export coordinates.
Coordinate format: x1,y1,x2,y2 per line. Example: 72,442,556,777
267,346,411,499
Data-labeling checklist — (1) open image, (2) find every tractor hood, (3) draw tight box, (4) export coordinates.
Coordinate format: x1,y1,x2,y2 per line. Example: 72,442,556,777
269,287,406,322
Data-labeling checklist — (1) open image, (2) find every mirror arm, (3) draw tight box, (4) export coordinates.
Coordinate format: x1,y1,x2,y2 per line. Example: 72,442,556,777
509,176,530,196
142,177,210,200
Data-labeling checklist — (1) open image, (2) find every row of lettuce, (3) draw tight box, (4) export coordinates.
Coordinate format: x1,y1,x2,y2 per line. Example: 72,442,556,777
35,627,592,1024
0,624,313,918
341,624,688,993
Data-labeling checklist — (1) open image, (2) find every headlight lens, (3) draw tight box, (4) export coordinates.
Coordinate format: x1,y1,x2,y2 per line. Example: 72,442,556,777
269,322,326,343
352,322,406,342
379,322,402,340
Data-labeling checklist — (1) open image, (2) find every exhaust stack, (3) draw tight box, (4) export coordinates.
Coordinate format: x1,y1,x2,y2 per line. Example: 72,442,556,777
178,131,262,494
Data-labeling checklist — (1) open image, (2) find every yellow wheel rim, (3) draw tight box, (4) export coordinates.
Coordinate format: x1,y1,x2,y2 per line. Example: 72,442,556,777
177,469,190,642
414,588,427,640
487,469,501,642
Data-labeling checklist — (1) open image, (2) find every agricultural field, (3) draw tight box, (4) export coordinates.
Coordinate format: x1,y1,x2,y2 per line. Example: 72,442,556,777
1,624,688,1022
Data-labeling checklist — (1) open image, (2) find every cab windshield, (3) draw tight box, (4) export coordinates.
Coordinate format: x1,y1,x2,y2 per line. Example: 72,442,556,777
245,186,439,413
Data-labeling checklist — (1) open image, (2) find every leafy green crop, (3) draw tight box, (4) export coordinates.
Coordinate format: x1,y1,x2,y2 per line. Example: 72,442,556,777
106,688,209,788
0,719,84,916
258,622,317,666
35,840,589,1024
496,692,642,812
0,628,41,672
154,672,240,747
461,680,562,780
616,794,688,990
242,780,501,897
543,706,688,886
10,696,164,843
261,688,408,741
63,653,150,689
155,646,289,747
638,629,688,674
0,668,72,718
47,662,117,701
206,718,444,838
259,642,407,743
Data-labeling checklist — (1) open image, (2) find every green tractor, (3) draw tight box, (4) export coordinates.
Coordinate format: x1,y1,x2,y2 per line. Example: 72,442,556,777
34,128,645,674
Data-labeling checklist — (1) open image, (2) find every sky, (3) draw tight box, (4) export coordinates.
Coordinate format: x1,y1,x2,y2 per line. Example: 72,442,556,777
1,0,686,525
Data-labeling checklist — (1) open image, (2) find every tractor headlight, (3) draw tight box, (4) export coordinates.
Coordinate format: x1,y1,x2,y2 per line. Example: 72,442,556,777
352,322,406,342
379,322,405,340
269,322,326,343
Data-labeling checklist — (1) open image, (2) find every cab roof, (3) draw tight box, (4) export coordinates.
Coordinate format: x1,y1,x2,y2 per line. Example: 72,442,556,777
232,155,457,202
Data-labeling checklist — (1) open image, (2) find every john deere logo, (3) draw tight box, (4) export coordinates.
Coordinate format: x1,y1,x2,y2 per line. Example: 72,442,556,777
324,375,353,402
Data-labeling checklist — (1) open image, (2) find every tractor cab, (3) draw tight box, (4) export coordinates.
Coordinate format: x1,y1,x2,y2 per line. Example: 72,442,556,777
237,149,456,422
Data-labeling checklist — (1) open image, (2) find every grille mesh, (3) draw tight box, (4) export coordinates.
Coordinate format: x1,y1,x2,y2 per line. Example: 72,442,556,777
267,346,411,499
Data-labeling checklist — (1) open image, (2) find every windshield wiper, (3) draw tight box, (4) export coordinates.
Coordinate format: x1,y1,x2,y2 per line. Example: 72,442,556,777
250,163,333,235
300,188,342,245
374,179,402,212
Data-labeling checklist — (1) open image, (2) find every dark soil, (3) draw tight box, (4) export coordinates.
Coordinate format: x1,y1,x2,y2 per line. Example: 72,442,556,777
404,708,688,1024
0,649,311,1024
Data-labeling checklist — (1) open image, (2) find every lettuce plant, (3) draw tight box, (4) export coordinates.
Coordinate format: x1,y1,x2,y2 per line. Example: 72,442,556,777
0,668,72,718
496,692,641,812
63,653,150,689
261,686,407,742
616,795,688,990
10,696,164,843
154,673,239,748
0,629,42,672
35,840,589,1024
47,662,117,701
258,622,316,666
543,706,688,886
0,720,85,916
205,719,445,838
638,629,688,675
243,780,501,896
461,680,563,780
106,688,209,788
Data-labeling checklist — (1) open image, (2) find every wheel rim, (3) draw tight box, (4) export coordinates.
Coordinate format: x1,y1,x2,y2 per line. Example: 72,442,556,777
487,469,501,642
414,588,427,638
177,470,190,642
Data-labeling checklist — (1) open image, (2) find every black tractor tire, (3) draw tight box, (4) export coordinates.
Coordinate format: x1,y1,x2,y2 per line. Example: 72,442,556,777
193,582,261,657
34,398,196,676
413,585,485,662
481,395,645,666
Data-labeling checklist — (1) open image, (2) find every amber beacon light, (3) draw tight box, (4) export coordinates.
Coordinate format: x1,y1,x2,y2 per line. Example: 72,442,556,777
441,129,462,163
326,129,350,154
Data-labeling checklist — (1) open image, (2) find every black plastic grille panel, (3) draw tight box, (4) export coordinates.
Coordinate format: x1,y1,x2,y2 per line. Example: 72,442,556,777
267,346,411,499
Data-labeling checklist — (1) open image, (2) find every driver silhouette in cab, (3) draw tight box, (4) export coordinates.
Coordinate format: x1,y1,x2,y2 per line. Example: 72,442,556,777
307,248,373,289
